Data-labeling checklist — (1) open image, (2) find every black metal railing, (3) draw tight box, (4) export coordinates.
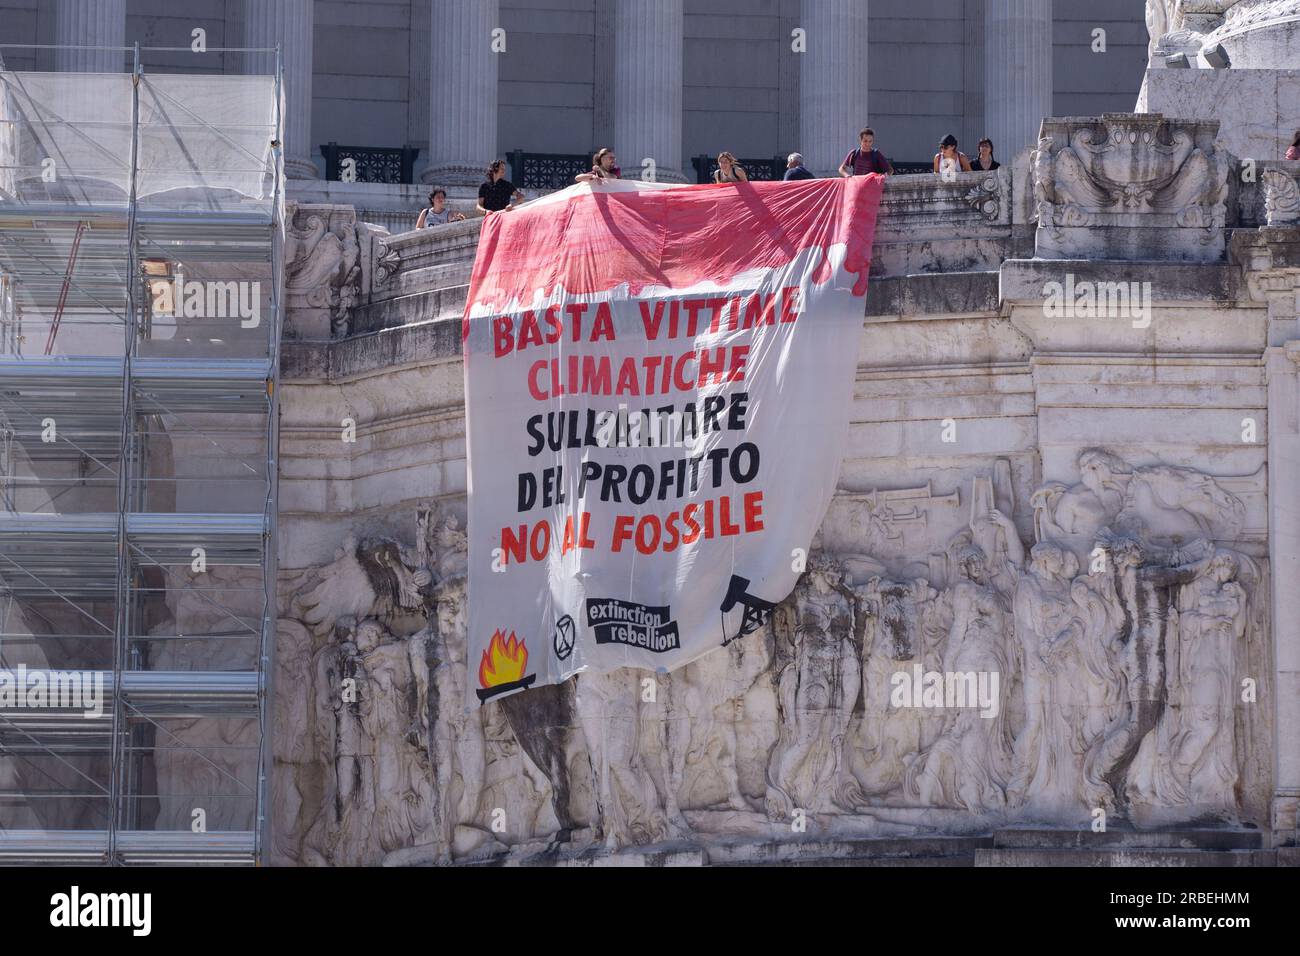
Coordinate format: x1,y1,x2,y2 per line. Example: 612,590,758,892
320,143,421,184
487,149,938,190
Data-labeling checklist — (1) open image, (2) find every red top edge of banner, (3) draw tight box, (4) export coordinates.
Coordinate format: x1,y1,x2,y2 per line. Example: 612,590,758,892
463,174,885,327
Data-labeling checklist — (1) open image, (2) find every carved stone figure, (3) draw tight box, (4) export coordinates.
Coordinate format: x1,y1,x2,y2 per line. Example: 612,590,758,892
1145,1,1185,57
660,637,765,825
1082,537,1215,814
840,574,946,804
285,204,362,338
1130,548,1251,819
303,616,434,865
1033,448,1245,562
290,534,426,638
765,554,861,818
574,668,668,849
1172,551,1249,806
426,574,488,860
1147,1,1300,69
497,680,590,846
904,545,1015,813
270,446,1267,859
1007,542,1091,820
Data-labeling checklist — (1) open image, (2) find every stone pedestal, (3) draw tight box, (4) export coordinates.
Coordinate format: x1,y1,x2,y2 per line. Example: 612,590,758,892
423,0,499,186
984,0,1052,161
53,0,126,73
1140,68,1300,161
244,0,318,180
799,0,870,177
613,0,687,183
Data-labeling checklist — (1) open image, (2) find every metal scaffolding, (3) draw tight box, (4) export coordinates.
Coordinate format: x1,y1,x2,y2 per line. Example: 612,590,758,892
0,45,283,865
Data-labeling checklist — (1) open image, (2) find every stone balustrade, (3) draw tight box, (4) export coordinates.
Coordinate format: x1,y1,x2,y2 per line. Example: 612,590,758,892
278,128,1300,386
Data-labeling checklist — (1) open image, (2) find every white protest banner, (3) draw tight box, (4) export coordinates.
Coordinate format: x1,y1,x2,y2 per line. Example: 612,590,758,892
463,174,885,706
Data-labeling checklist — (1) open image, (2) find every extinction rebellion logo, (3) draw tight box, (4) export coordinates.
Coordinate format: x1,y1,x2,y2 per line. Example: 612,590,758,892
585,598,680,652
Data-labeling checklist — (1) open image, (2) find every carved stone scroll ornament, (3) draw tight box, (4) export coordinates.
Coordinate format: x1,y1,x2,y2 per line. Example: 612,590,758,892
374,242,403,283
963,174,1001,222
1262,169,1300,225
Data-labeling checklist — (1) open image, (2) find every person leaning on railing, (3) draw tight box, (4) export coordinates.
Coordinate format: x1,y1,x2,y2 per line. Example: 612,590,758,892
970,138,1000,172
839,127,894,177
713,152,749,183
933,133,972,177
477,160,525,215
784,153,815,181
416,188,466,228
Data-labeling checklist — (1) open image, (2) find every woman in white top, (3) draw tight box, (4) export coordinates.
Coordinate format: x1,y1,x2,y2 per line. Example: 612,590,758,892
932,134,972,177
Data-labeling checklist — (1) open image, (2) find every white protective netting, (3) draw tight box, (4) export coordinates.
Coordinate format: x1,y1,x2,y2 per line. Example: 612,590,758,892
0,72,133,206
0,71,278,214
135,73,277,214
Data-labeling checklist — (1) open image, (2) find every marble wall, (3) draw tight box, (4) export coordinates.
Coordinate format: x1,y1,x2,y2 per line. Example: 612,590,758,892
270,125,1300,862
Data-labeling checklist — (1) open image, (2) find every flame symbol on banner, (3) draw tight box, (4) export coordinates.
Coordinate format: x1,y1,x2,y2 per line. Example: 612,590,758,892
479,629,528,689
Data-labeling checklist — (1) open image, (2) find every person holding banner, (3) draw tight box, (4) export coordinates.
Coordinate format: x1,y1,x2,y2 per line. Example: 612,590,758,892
839,127,894,177
477,160,525,215
575,147,621,183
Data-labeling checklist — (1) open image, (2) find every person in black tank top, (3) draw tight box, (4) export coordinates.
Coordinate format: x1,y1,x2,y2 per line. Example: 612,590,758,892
971,137,1001,172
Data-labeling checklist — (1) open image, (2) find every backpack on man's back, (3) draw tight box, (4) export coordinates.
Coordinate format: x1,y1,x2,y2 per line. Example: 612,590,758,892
847,147,890,175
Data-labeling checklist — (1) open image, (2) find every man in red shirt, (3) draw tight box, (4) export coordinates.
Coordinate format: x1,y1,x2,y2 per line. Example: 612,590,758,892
838,127,894,177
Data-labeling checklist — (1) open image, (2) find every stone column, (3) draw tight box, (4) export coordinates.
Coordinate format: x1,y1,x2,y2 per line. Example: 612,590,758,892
799,0,870,177
244,0,317,180
614,0,686,183
984,0,1053,161
54,0,126,73
424,0,499,186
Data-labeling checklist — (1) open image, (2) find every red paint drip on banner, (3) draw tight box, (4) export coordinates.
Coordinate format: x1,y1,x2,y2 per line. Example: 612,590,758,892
463,175,884,339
